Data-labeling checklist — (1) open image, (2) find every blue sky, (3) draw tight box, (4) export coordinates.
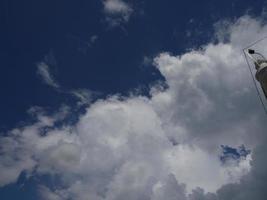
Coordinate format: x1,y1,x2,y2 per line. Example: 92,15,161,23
1,0,265,130
1,0,267,199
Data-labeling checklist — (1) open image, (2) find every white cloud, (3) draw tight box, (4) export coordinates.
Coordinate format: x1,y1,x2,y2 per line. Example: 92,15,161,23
39,185,63,200
103,0,133,26
70,89,93,105
1,15,267,200
36,59,93,105
37,62,60,89
103,0,132,15
90,35,98,44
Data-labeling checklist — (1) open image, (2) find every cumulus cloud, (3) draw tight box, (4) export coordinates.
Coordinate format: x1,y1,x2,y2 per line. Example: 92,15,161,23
1,15,267,200
103,0,133,26
213,140,267,200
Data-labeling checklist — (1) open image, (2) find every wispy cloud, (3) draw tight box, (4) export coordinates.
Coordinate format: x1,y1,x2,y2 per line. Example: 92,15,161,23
90,35,98,44
103,0,133,26
37,62,60,89
70,89,94,105
66,34,99,55
36,53,93,105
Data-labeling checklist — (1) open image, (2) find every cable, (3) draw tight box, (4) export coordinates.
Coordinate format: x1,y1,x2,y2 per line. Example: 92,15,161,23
243,36,267,51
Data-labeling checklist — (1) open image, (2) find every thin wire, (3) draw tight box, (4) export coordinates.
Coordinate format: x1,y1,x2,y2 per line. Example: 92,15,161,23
243,36,267,51
254,52,266,60
243,50,267,115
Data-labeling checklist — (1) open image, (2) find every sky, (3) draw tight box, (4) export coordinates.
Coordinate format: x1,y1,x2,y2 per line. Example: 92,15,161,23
1,0,267,199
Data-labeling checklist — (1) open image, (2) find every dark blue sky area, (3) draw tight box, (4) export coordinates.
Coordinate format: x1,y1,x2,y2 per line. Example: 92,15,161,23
0,0,266,130
0,0,266,199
